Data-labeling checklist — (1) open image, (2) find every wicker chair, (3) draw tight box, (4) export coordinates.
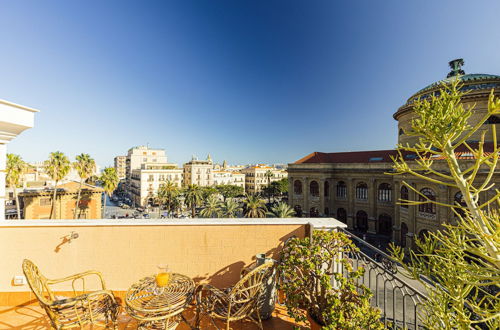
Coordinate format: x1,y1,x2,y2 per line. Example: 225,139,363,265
22,259,119,329
195,261,275,330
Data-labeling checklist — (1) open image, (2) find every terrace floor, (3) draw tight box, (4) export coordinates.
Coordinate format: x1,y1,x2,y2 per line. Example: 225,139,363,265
0,304,303,329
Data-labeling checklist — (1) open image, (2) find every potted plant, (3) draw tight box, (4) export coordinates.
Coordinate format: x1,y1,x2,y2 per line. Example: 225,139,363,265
279,230,384,329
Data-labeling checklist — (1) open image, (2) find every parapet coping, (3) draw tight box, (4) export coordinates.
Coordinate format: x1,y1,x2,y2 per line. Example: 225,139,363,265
0,218,346,229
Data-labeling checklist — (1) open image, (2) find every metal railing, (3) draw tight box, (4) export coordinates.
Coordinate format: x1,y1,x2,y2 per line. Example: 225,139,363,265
338,228,427,329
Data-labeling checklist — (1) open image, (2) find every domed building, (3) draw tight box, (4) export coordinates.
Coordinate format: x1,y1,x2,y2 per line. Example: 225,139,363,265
288,59,500,248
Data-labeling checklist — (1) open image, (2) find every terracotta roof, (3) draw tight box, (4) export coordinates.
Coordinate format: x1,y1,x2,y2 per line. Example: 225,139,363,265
20,181,103,196
295,143,497,164
295,150,398,164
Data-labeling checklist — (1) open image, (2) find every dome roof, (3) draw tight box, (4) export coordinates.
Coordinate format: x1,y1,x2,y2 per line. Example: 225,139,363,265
406,59,500,104
416,73,500,94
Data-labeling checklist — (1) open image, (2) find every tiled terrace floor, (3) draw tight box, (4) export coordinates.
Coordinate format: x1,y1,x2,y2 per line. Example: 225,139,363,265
0,304,303,329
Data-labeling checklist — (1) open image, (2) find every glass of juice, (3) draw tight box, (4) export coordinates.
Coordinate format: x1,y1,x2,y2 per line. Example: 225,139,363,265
155,264,171,287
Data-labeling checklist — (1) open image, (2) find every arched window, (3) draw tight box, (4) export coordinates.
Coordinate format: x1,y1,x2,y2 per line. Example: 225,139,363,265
400,222,408,247
454,191,467,218
378,183,392,202
293,180,302,195
355,182,368,200
310,207,319,217
336,181,347,198
324,207,329,216
294,205,302,217
356,210,368,232
418,188,436,214
399,128,404,136
337,208,347,224
400,186,409,208
310,181,319,197
324,181,329,197
378,214,392,236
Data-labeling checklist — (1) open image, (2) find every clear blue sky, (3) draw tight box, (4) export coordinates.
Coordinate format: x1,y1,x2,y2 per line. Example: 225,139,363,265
2,0,500,168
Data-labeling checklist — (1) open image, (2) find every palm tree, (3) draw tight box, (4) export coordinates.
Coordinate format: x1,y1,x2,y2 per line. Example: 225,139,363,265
243,194,267,218
72,154,96,219
6,154,26,219
184,184,203,218
45,152,70,219
221,198,242,218
267,202,295,218
157,182,179,217
264,170,274,203
199,194,222,218
100,167,119,218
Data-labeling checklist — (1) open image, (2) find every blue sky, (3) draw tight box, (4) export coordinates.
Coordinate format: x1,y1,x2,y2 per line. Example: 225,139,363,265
2,0,500,167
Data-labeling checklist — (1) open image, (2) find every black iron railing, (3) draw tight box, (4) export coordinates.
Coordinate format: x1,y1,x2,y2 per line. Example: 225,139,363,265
338,228,427,329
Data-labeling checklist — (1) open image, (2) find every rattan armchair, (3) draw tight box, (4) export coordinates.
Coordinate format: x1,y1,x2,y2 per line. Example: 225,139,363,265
22,259,120,329
195,261,275,330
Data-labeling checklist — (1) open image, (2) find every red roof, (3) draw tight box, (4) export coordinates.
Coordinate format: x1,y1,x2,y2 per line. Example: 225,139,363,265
295,143,497,164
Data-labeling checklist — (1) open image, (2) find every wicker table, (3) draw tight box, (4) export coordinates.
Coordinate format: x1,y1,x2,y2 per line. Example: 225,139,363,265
125,273,195,329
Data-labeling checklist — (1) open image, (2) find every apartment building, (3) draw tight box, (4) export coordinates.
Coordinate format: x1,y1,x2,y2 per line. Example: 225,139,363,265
129,163,183,207
114,156,127,179
212,170,245,191
241,165,288,194
183,155,214,187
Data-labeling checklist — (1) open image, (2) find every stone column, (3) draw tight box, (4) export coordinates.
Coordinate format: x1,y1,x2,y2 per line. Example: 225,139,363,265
0,100,38,220
288,176,294,206
347,178,355,229
319,178,325,216
302,177,308,216
367,178,377,234
393,180,401,243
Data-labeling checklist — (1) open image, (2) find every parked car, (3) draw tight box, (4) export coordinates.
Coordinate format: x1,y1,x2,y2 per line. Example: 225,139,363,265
121,204,130,209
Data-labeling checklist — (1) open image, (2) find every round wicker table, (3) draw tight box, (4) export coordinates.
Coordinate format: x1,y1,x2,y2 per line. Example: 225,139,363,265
125,273,195,329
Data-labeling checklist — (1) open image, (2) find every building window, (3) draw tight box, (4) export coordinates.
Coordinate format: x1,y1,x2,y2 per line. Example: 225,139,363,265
400,186,409,208
355,182,368,200
399,128,404,136
356,210,368,233
337,208,347,223
324,207,329,216
310,181,319,197
324,181,329,197
40,198,51,206
378,183,392,202
418,188,436,214
378,213,392,236
336,181,347,198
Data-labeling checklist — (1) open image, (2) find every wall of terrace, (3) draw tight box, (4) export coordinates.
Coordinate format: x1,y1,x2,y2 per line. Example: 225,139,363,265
0,218,345,306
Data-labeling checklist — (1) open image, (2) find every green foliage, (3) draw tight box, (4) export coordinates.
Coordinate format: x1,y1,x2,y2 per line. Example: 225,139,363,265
215,184,244,201
199,194,222,218
266,202,295,218
243,194,267,218
389,80,500,329
100,167,119,197
221,198,242,217
73,153,96,219
6,153,26,219
45,151,71,219
279,231,383,329
183,184,203,218
156,181,180,216
201,186,218,200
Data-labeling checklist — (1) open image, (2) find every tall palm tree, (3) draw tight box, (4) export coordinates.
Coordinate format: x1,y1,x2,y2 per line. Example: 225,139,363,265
157,181,179,217
100,167,119,218
72,153,96,219
243,194,267,218
6,154,26,219
264,170,274,203
44,152,70,219
200,194,222,218
267,202,295,218
184,184,203,218
221,198,242,218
